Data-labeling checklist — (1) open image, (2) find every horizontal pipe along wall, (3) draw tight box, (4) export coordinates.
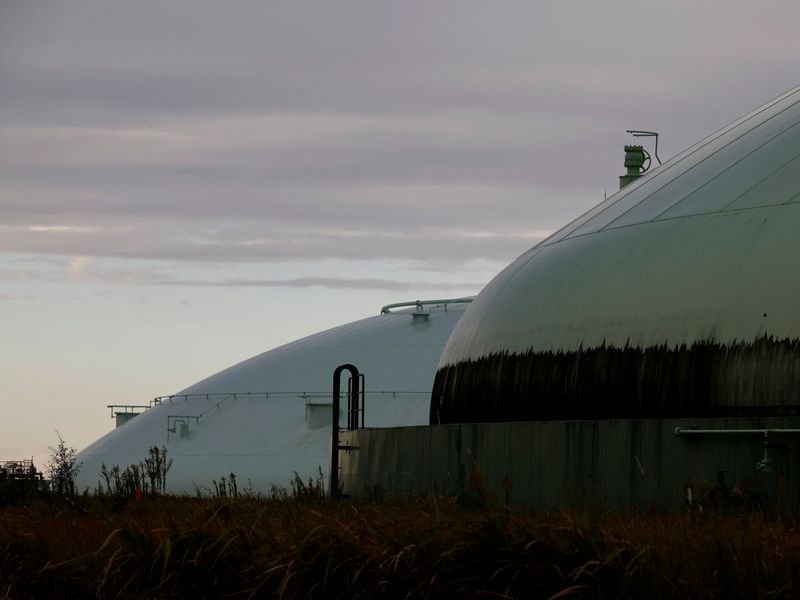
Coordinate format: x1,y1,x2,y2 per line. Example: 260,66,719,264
339,418,800,512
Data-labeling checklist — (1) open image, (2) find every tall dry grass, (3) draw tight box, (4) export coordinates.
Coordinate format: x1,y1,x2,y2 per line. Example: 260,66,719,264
1,494,798,598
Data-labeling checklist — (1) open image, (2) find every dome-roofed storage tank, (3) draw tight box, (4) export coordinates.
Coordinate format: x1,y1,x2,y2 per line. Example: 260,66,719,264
76,299,471,493
432,85,800,425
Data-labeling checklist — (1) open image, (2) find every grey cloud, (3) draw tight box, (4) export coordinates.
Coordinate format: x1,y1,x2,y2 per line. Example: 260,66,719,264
0,266,60,282
0,217,553,266
0,260,176,286
3,2,797,124
155,276,483,293
0,10,792,160
1,0,799,278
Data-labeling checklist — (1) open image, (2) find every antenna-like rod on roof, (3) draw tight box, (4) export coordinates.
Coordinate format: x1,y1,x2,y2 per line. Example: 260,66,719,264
626,130,661,165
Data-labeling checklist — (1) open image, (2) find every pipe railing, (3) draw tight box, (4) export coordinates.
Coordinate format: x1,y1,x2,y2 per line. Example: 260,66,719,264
154,390,429,404
107,404,152,418
380,297,473,314
674,426,800,473
674,427,800,437
150,390,430,442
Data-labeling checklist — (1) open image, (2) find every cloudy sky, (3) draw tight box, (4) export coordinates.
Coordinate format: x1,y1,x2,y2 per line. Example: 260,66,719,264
1,0,799,466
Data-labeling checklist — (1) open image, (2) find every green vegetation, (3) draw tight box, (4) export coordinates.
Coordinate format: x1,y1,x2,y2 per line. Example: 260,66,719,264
98,446,172,498
1,492,798,599
1,438,797,597
46,431,81,497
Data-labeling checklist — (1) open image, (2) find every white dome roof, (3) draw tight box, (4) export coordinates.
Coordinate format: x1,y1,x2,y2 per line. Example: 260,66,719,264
433,85,800,423
77,299,471,493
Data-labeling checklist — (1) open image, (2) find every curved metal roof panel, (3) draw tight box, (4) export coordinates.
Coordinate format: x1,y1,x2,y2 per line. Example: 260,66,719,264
76,300,471,493
546,84,800,244
433,85,800,423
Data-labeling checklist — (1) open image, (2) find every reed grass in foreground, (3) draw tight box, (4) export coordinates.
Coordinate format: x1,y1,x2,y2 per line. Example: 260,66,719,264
1,495,798,599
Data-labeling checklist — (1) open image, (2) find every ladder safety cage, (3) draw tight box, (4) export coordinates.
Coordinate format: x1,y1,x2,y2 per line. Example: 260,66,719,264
330,364,363,499
347,372,366,431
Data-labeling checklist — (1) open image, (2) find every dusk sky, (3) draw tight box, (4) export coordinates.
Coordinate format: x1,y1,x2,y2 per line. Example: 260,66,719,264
2,0,799,466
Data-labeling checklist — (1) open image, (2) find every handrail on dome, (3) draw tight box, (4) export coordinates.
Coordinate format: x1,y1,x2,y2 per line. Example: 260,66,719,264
107,404,151,418
145,390,431,441
152,390,428,404
380,297,473,315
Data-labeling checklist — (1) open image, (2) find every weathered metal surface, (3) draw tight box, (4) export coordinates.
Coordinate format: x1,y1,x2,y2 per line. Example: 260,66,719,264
340,417,800,513
435,85,800,424
432,336,800,424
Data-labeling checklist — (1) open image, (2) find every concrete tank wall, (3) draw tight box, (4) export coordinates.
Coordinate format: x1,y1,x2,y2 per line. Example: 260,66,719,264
340,418,800,512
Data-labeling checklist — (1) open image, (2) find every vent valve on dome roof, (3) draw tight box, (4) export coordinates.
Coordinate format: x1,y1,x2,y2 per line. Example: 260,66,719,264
619,130,661,190
412,301,430,324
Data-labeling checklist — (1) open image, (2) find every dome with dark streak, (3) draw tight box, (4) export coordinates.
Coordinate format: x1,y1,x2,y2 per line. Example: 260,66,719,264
432,84,800,424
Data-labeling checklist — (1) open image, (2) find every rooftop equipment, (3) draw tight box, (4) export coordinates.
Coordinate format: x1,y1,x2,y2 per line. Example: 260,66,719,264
618,130,661,189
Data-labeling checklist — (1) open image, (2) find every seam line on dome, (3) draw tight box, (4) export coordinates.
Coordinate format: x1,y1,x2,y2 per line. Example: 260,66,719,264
598,94,800,233
717,152,800,213
642,117,800,222
540,87,800,248
562,195,800,238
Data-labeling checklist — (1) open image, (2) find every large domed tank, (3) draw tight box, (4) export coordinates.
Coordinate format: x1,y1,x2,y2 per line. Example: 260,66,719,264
432,85,800,424
76,299,471,493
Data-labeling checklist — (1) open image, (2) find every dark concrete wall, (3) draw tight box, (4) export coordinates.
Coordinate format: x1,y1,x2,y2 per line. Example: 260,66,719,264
340,417,800,512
